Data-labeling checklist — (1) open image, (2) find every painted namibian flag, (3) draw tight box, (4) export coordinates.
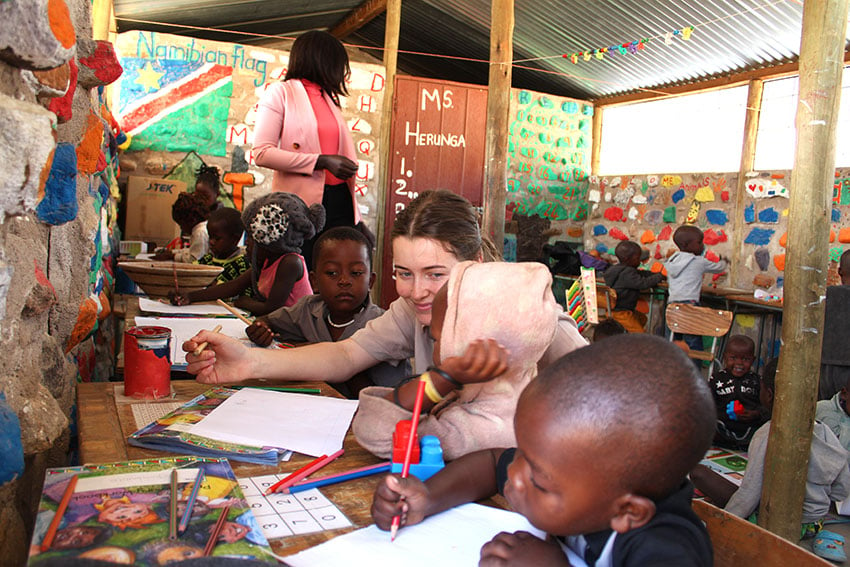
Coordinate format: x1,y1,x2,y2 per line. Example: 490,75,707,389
116,58,233,157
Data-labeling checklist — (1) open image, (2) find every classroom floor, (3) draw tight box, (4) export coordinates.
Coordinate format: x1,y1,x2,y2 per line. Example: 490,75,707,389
802,517,850,565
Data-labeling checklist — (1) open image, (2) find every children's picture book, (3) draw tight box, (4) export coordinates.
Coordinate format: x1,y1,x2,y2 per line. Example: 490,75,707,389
28,456,277,565
699,446,749,487
128,388,292,465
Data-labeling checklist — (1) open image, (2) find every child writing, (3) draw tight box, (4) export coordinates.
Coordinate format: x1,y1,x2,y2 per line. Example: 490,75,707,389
246,226,410,398
710,335,769,449
372,334,715,566
171,192,324,316
194,164,224,212
665,225,727,351
354,261,560,460
603,240,664,333
693,358,850,562
154,192,209,263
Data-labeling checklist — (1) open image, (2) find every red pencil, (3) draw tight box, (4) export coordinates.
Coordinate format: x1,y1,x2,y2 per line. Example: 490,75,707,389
203,505,230,556
265,449,344,495
390,379,427,541
41,475,78,551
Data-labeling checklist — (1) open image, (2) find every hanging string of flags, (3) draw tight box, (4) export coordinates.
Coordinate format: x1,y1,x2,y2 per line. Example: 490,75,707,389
562,26,695,64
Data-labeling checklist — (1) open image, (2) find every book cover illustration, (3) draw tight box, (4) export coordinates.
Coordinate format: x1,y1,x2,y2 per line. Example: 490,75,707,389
28,456,277,565
128,388,291,465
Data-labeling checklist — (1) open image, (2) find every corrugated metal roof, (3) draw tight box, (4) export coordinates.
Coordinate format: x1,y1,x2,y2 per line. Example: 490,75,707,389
113,0,848,101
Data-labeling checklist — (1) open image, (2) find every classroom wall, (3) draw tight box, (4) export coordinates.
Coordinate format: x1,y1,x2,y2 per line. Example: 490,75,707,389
0,0,122,563
111,31,386,227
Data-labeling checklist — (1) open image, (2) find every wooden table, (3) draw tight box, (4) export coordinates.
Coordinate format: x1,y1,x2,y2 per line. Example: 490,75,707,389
77,380,384,556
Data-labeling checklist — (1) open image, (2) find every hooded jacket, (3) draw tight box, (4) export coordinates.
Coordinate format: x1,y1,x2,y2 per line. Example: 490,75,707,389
664,251,727,303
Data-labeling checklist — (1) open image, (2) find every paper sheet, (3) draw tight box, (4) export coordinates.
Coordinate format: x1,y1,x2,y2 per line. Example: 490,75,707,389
284,503,544,567
134,316,250,367
189,388,359,457
138,297,250,317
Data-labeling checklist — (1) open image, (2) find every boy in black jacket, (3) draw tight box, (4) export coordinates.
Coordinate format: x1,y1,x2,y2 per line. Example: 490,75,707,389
603,241,663,333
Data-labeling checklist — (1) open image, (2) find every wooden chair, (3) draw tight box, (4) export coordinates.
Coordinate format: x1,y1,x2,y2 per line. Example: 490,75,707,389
665,303,733,376
596,284,617,319
693,500,832,566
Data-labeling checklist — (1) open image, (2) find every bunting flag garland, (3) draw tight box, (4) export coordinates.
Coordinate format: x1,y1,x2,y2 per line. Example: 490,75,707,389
562,25,695,64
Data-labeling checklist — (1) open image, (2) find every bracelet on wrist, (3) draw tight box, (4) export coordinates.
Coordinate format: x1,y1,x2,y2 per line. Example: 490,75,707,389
428,366,463,389
421,372,444,404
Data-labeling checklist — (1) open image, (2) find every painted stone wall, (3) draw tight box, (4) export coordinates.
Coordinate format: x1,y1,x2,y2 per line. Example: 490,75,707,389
112,31,386,226
0,0,122,563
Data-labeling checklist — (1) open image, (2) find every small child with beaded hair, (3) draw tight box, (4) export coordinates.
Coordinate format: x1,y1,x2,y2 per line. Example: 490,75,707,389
171,192,324,316
194,164,224,211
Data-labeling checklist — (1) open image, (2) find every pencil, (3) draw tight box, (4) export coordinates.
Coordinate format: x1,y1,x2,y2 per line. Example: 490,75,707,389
288,462,392,494
390,379,427,541
215,299,253,325
203,504,230,556
193,324,223,356
169,469,178,540
40,474,78,551
233,386,322,394
265,448,345,495
178,469,205,535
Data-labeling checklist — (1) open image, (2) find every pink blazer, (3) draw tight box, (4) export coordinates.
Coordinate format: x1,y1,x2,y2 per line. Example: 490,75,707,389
253,79,361,223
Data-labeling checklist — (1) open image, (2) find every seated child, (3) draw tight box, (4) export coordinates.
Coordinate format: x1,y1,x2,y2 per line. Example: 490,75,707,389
353,261,559,460
693,358,850,561
816,373,850,452
194,164,224,212
246,226,410,398
171,192,324,316
603,240,664,333
154,192,209,263
592,318,626,342
372,334,715,566
710,335,769,449
819,249,850,400
197,207,251,290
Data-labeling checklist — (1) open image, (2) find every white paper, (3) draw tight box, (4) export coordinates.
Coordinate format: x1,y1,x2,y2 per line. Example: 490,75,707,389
189,388,359,457
134,316,249,367
138,297,250,318
284,503,545,567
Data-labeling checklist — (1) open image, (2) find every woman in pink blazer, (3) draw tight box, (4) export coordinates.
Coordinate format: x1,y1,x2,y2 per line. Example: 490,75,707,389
253,30,361,266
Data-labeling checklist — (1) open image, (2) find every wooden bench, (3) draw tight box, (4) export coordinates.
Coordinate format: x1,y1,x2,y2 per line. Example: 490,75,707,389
693,500,832,566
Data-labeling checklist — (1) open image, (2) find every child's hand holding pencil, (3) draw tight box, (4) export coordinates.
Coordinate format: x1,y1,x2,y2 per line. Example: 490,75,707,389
370,474,431,532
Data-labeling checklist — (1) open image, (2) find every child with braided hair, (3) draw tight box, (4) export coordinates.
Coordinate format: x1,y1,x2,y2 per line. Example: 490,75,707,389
194,164,224,212
170,192,324,316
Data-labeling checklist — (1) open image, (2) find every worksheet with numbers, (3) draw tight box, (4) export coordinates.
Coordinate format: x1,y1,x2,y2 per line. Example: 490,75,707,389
238,474,352,540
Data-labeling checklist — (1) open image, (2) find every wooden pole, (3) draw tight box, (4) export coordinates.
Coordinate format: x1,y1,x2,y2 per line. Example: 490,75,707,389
731,79,764,287
92,0,112,41
590,105,604,175
481,0,514,256
372,0,400,301
760,0,849,540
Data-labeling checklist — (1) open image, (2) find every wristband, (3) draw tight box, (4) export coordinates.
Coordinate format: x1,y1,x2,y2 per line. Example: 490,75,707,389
421,372,444,404
393,376,416,408
428,366,463,390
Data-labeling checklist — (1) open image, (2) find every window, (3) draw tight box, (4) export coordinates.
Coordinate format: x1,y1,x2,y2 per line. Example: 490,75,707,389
754,67,850,170
598,86,748,175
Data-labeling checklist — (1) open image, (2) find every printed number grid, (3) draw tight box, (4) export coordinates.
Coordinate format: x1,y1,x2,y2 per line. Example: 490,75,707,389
238,474,353,540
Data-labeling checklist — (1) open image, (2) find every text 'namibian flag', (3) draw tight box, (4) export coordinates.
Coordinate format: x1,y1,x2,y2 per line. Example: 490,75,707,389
116,59,233,157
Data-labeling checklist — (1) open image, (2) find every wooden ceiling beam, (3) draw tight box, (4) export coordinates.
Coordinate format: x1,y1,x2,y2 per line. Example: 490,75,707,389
329,0,388,38
592,49,850,108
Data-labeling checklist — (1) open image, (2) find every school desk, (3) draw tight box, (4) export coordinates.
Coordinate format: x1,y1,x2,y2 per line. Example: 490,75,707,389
76,380,387,555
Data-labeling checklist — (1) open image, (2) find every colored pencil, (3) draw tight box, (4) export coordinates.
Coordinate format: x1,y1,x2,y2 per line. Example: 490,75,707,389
203,505,230,556
168,469,178,540
288,463,392,494
193,324,223,356
265,449,344,495
216,299,253,325
40,474,78,552
390,379,427,541
234,386,322,394
178,469,205,535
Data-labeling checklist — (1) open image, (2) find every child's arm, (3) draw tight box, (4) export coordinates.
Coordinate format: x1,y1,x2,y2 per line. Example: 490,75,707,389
619,268,664,290
701,256,728,273
371,448,503,531
234,255,302,316
170,270,253,305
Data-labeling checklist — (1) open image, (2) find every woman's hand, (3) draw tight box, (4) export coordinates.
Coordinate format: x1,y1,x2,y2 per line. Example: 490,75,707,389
246,320,274,347
440,339,509,385
316,154,358,179
183,331,254,384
